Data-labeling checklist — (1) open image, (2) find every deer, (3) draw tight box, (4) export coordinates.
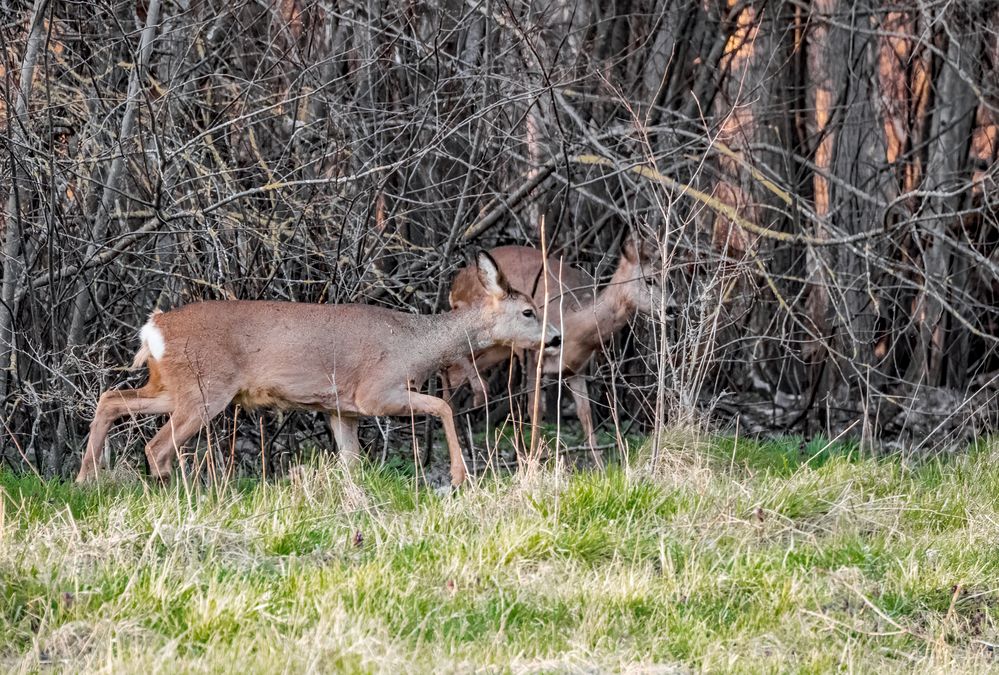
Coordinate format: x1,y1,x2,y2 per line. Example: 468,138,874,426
75,251,560,487
444,236,668,463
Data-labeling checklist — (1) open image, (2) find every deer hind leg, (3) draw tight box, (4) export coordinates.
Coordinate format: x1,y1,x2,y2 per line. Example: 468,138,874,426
76,385,173,483
329,414,360,470
565,374,603,468
143,392,232,480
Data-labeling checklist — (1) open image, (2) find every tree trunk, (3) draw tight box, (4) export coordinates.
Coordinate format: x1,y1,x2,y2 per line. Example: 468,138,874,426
55,0,163,474
66,0,164,348
0,0,51,408
906,8,983,388
814,0,894,444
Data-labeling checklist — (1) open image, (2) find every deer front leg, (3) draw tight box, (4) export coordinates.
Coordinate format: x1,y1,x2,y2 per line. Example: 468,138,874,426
441,357,488,409
461,357,488,408
329,414,360,470
371,391,468,486
565,374,603,468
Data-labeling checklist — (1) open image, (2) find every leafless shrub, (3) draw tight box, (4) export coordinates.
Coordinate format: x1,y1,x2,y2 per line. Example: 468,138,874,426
1,0,997,477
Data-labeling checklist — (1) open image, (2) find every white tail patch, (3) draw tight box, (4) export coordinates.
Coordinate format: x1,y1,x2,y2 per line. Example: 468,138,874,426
140,319,166,360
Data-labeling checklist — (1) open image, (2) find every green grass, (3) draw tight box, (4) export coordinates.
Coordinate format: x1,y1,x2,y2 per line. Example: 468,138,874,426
2,433,998,673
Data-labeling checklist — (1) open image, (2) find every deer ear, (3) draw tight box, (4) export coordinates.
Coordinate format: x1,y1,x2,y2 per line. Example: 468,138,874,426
622,236,639,263
476,250,510,299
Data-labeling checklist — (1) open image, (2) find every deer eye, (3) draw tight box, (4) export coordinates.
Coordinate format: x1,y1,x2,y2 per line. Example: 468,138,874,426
645,277,656,286
522,309,535,318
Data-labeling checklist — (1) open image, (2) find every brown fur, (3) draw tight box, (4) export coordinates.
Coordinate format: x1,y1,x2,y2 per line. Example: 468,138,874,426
76,254,558,486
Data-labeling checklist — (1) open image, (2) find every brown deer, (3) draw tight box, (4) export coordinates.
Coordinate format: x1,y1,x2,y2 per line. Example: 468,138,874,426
444,237,668,461
76,252,560,486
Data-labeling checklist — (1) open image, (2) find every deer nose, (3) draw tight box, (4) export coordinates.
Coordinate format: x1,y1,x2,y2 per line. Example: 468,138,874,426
546,334,561,348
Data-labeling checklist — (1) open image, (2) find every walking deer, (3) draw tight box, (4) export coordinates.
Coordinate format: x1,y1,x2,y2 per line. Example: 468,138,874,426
76,252,560,486
444,237,668,461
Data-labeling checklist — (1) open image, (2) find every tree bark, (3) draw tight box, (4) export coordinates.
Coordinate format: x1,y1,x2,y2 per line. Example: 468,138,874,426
823,1,895,443
905,8,983,388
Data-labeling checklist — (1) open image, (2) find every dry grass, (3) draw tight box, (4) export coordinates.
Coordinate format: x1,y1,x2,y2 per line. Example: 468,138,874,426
1,434,998,673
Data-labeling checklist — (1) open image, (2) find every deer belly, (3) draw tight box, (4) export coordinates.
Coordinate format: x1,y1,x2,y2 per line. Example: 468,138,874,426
233,385,360,414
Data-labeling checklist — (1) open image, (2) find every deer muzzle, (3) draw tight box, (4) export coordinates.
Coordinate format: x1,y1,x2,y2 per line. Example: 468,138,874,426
542,331,562,354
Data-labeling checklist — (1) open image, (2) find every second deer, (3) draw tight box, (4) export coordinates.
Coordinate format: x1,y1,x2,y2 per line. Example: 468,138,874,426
445,236,668,462
76,251,560,486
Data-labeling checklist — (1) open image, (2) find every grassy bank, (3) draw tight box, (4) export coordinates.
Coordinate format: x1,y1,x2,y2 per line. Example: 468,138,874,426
1,434,997,673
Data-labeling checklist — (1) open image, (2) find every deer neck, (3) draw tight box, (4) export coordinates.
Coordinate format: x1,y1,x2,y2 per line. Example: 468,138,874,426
417,307,503,370
565,267,637,351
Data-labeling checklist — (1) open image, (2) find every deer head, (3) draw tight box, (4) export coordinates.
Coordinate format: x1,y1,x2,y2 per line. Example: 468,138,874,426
472,250,561,352
617,236,674,318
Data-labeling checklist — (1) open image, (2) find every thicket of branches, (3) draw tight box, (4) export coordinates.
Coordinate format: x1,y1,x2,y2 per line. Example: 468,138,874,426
1,0,997,477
